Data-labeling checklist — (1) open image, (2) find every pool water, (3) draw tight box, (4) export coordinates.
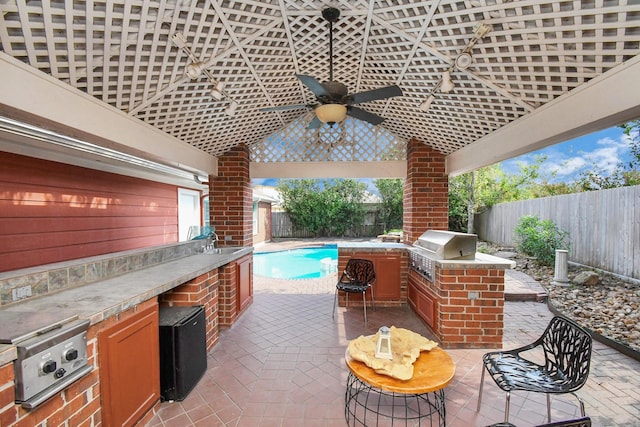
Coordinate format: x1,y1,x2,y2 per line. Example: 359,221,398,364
253,245,338,279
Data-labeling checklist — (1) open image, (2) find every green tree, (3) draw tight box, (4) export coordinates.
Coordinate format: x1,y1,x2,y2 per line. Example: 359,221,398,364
576,120,640,190
374,178,404,231
277,179,326,235
277,178,367,236
324,179,367,236
449,156,547,233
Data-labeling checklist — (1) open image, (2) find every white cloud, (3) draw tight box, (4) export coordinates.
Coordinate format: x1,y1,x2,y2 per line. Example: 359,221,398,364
548,157,588,177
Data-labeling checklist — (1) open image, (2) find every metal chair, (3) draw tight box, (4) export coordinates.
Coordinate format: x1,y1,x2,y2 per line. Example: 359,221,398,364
477,316,592,424
332,258,376,325
488,416,591,427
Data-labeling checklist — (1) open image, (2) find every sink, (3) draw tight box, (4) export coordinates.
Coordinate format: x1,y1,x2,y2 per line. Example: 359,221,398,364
205,247,244,255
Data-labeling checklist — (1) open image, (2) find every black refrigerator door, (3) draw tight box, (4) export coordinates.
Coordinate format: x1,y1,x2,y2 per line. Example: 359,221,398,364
159,305,207,401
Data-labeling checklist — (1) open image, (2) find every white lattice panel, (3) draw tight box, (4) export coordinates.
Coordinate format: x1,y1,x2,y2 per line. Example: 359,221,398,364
0,0,638,163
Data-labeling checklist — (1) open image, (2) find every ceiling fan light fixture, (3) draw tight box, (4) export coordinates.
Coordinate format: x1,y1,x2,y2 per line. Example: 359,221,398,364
440,70,454,93
419,94,436,112
185,61,205,79
315,103,347,125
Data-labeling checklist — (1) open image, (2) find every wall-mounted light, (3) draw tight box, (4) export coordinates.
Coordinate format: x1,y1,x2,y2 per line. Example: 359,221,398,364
315,103,347,125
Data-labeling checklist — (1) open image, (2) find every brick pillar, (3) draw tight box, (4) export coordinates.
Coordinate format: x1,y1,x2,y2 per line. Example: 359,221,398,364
403,138,448,244
436,265,505,348
209,144,253,247
217,261,237,327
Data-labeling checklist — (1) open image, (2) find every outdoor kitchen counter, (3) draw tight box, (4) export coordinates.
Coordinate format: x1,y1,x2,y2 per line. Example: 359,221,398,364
0,247,253,362
435,252,516,268
337,241,409,251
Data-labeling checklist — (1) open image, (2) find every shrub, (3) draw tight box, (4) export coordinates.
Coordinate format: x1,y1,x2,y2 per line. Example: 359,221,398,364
514,215,570,266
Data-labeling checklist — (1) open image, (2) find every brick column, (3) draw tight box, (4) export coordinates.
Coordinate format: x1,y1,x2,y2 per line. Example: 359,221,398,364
209,144,253,247
436,265,504,348
403,138,448,244
217,261,237,327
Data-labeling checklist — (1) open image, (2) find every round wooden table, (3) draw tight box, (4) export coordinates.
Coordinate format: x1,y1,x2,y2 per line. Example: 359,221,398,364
344,346,455,426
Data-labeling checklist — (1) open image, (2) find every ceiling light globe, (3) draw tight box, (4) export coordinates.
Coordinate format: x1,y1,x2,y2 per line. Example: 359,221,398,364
315,104,347,125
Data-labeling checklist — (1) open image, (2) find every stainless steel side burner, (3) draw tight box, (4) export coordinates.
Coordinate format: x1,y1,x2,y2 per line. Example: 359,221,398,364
8,318,92,409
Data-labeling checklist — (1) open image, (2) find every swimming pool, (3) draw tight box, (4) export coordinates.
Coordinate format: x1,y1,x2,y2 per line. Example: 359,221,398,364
253,245,338,279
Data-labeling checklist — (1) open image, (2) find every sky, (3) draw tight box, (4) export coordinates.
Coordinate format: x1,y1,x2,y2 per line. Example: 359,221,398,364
500,125,635,183
252,124,637,191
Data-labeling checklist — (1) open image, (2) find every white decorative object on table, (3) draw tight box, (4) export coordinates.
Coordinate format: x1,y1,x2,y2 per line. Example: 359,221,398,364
348,326,438,380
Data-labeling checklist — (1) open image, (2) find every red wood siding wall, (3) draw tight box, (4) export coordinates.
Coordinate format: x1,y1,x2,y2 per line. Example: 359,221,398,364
0,152,179,272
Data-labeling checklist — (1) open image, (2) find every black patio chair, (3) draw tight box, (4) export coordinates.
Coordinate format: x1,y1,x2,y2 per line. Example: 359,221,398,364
488,415,592,427
477,315,592,424
332,258,376,325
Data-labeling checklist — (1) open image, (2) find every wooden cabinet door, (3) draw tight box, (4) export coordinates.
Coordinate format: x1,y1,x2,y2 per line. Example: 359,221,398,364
370,255,401,301
408,272,438,330
99,304,160,427
237,256,253,312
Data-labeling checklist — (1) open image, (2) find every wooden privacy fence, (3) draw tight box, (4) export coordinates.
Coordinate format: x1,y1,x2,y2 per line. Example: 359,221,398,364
475,185,640,280
272,209,386,238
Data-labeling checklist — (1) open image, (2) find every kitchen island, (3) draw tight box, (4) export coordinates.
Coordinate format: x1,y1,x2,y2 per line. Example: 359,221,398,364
0,241,252,427
337,239,515,349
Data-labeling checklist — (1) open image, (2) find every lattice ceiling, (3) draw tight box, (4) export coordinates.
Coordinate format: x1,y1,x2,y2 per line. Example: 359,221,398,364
0,0,639,163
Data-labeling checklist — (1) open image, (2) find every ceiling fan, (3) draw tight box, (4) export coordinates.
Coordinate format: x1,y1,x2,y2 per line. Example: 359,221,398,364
261,7,403,129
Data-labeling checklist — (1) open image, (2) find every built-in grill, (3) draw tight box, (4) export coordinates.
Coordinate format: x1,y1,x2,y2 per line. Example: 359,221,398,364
0,317,92,409
409,230,478,281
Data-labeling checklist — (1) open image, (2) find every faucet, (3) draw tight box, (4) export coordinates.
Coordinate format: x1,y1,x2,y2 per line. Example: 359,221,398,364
211,232,219,249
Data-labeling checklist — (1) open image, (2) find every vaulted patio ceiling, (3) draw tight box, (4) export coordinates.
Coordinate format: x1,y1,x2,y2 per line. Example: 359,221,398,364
0,0,639,180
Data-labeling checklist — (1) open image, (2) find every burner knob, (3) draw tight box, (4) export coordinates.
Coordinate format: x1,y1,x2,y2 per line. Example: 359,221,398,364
63,348,79,362
54,368,67,379
41,360,57,375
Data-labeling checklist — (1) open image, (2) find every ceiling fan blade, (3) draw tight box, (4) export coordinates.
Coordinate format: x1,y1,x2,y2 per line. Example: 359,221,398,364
296,74,331,98
347,106,385,125
260,104,310,112
347,85,403,105
307,115,323,129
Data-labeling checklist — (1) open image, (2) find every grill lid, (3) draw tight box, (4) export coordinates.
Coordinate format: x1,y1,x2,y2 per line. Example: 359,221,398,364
414,230,477,260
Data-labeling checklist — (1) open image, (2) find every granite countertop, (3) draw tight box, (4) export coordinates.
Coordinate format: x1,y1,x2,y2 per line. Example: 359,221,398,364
338,241,410,250
0,247,252,366
435,252,516,269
